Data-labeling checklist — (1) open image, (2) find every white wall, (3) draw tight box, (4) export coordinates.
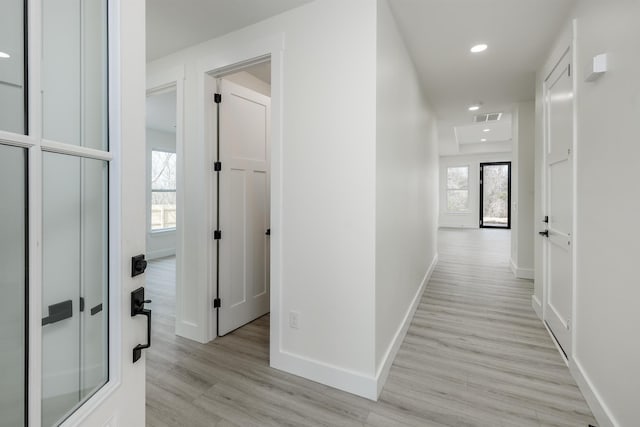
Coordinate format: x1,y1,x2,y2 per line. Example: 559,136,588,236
146,128,177,260
439,153,512,228
534,1,640,424
147,0,379,398
510,101,535,279
374,0,439,392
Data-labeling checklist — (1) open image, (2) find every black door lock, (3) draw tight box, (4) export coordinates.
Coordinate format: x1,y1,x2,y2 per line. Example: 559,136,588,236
131,254,147,277
131,287,152,363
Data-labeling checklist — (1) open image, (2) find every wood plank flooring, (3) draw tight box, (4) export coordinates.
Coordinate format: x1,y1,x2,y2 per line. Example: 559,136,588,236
145,229,596,426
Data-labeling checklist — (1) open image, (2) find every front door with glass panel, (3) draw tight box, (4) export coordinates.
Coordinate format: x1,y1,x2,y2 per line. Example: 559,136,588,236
0,0,146,425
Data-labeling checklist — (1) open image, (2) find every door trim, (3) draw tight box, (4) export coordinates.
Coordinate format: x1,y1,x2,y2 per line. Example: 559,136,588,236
479,161,511,229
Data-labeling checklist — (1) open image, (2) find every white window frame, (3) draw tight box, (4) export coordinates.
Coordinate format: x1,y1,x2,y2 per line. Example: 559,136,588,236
446,165,471,213
149,149,177,233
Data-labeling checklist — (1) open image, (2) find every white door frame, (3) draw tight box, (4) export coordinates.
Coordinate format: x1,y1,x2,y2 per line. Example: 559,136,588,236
198,34,284,357
0,0,147,424
146,66,189,338
540,22,578,362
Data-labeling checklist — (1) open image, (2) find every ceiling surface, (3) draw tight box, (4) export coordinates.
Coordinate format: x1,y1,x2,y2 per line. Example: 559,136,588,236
146,0,313,61
387,0,576,154
146,0,576,155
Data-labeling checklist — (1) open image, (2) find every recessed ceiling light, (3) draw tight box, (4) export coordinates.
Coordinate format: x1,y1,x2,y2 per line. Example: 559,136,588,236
0,51,10,59
468,105,480,111
481,138,487,142
470,44,488,53
483,128,491,132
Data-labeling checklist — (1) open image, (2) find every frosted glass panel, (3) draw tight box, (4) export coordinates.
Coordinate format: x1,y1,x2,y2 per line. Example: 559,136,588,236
0,144,27,427
42,153,108,427
0,0,26,134
42,0,108,149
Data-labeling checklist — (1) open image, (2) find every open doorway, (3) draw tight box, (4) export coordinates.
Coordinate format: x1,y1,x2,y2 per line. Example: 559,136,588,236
145,86,179,337
479,162,511,229
210,59,272,337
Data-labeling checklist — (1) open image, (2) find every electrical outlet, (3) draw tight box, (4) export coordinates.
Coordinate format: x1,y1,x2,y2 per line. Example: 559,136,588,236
289,311,300,329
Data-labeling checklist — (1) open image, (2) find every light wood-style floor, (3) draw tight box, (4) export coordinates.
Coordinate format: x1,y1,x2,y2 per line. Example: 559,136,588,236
145,229,596,426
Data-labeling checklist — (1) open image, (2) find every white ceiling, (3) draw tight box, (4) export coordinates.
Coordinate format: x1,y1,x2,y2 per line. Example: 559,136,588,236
387,0,576,154
146,89,176,133
146,0,576,154
146,0,313,61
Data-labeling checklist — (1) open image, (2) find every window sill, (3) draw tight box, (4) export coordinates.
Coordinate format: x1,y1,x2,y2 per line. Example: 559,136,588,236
150,228,176,235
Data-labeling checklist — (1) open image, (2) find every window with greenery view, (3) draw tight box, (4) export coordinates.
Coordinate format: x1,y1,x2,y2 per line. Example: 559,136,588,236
447,166,469,212
151,150,176,231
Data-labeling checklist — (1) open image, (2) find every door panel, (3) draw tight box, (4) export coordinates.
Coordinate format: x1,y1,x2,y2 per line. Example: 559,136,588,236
543,51,573,356
0,144,27,427
42,153,109,427
218,79,271,336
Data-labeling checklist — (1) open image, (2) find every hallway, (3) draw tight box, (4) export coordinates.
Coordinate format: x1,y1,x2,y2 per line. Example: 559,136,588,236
145,230,595,426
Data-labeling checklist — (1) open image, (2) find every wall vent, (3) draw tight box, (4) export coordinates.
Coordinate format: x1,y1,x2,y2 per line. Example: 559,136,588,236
474,112,502,123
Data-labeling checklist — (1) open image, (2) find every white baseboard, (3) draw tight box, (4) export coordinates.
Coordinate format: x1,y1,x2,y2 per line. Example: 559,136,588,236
270,350,378,400
176,319,207,344
531,295,542,321
147,248,176,260
570,356,618,427
510,258,534,279
374,254,439,398
270,254,439,402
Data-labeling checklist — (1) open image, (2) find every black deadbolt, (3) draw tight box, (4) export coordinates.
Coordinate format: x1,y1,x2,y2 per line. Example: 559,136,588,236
131,254,147,277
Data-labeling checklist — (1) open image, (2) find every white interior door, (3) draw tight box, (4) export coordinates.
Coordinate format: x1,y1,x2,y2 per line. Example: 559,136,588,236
543,50,574,357
218,78,271,336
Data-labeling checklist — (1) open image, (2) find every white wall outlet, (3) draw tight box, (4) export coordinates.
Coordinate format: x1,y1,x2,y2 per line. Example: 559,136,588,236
289,311,300,329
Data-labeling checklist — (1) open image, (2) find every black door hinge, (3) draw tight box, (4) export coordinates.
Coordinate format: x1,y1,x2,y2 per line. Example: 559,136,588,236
79,297,85,312
213,230,222,240
214,93,222,104
214,161,222,172
213,298,221,308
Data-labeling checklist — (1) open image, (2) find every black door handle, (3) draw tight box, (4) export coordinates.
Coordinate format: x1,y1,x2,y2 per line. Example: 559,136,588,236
42,300,73,326
131,287,152,363
539,230,549,237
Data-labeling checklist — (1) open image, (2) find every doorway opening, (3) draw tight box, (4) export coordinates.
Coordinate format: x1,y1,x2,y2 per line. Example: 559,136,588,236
209,58,272,338
145,85,179,339
479,162,511,229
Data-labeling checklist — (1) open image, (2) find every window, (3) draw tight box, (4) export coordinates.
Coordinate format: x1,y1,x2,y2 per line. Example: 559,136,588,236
447,166,470,212
151,150,177,231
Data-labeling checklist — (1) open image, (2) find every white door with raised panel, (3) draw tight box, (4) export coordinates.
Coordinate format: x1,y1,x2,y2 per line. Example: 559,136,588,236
542,49,574,357
218,79,271,336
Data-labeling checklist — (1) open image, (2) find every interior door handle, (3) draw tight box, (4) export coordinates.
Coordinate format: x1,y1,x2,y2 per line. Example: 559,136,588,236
131,287,152,363
42,300,73,326
539,230,549,237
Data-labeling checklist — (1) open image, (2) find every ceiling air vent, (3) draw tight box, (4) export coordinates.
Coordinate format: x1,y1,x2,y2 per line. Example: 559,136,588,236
473,112,502,123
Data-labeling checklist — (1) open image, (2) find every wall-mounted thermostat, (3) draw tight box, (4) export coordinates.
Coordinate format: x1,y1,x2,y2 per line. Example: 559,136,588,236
585,54,607,82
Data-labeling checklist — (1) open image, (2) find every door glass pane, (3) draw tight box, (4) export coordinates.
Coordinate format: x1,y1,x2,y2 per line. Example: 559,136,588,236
0,144,27,427
0,0,26,134
42,152,108,427
482,164,510,227
42,0,108,149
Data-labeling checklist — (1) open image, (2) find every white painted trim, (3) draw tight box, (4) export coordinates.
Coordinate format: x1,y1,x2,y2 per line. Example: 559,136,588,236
270,350,378,401
375,254,439,398
510,258,534,279
531,295,542,320
195,33,285,347
570,356,618,427
0,131,35,147
41,139,114,161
